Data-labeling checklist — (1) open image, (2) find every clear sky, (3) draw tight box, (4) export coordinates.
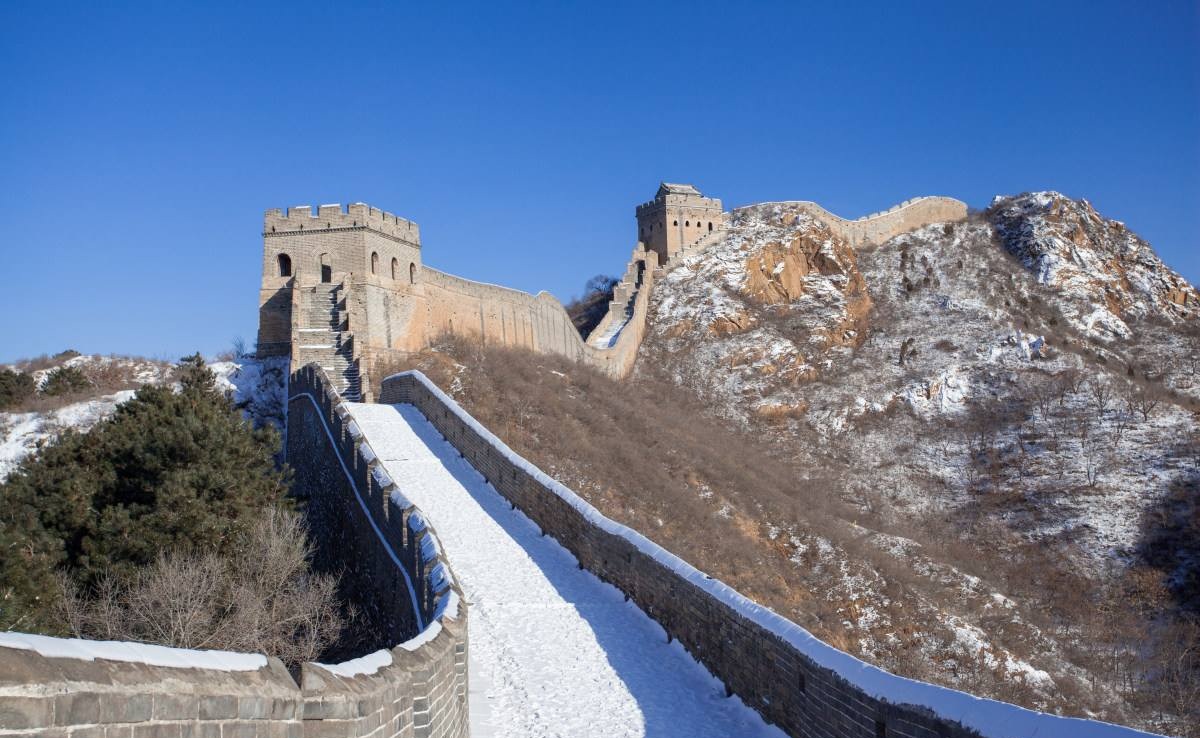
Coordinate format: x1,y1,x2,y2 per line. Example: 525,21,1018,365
1,1,1196,362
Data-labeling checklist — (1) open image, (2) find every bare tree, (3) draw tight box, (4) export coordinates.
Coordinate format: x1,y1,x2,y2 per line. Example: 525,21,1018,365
1151,616,1200,736
1125,382,1163,422
1109,403,1135,448
57,508,343,669
1086,377,1114,418
1075,415,1107,488
1059,368,1086,399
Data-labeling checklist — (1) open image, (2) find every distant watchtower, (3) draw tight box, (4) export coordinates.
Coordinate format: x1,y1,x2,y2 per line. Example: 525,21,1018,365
635,183,725,265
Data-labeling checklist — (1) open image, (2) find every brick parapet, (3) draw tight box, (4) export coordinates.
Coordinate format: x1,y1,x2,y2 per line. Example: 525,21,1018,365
0,644,303,738
265,203,421,247
376,370,1162,738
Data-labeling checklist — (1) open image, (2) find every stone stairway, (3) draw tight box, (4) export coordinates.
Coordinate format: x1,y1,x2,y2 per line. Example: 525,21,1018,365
295,283,362,400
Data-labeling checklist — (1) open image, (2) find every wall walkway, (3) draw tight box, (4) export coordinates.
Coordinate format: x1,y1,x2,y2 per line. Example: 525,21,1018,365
344,401,783,737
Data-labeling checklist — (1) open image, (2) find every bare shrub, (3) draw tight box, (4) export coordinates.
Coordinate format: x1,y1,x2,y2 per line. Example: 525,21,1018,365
59,508,342,669
1074,414,1107,488
1125,382,1164,422
1086,377,1114,417
1150,616,1200,734
12,350,80,374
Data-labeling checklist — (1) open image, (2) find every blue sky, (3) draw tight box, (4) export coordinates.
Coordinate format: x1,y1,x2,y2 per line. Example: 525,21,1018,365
1,1,1196,362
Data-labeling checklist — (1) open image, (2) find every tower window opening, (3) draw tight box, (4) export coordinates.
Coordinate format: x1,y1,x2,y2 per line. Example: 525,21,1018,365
391,257,399,280
371,251,379,274
708,222,713,232
409,262,416,284
277,253,292,277
673,220,679,226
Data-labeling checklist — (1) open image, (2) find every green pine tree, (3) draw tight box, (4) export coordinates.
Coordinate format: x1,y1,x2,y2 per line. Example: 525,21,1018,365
0,354,290,632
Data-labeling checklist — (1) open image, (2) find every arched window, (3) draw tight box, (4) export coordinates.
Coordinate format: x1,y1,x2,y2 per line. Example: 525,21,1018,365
685,221,690,227
708,222,713,232
370,252,379,274
391,258,399,280
673,220,679,226
277,253,292,277
409,262,416,284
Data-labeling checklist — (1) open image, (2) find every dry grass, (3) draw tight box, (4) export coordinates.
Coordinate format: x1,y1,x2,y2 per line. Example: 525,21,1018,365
375,339,862,623
1,354,174,414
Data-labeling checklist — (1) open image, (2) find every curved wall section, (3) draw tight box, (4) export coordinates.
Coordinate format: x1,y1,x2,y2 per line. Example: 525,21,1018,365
287,363,469,738
749,196,967,249
378,370,1161,738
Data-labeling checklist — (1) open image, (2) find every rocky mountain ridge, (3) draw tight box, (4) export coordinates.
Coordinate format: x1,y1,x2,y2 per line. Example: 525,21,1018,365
633,191,1199,735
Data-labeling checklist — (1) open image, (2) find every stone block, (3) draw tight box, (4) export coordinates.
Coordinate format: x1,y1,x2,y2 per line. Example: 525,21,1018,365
0,696,55,730
56,693,102,725
153,695,197,721
302,718,355,738
197,696,238,721
180,722,220,738
269,699,298,720
238,697,270,720
132,723,181,738
222,721,257,738
99,693,152,724
303,699,354,720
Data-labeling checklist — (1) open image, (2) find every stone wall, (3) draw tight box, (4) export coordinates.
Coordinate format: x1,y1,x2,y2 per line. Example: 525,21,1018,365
0,366,470,738
352,244,658,380
377,370,1160,738
0,627,466,738
760,196,968,249
286,364,469,738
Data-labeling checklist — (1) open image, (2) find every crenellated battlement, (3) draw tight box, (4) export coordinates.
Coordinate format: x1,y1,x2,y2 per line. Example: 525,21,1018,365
265,202,421,244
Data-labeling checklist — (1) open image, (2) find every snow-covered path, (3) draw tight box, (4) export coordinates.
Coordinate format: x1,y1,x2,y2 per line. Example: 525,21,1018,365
346,402,784,738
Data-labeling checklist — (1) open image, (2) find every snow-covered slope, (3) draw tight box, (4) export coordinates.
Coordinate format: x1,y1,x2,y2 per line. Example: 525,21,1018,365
991,192,1197,341
0,355,287,481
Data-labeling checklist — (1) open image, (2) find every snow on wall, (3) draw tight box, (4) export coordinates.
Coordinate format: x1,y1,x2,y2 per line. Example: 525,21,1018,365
285,364,469,737
0,632,268,671
377,369,1164,738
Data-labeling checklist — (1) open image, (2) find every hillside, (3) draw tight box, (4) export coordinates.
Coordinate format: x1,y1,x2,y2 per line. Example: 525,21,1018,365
385,193,1199,736
0,352,286,480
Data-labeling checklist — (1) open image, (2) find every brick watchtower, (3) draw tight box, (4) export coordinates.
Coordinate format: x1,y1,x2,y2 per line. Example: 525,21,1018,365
635,183,725,265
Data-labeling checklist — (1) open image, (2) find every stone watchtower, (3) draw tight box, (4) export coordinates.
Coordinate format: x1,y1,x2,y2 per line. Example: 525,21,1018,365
257,204,421,382
635,183,725,265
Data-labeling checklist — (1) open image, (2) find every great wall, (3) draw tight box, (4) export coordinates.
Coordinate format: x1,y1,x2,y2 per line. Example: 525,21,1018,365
0,185,1166,738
